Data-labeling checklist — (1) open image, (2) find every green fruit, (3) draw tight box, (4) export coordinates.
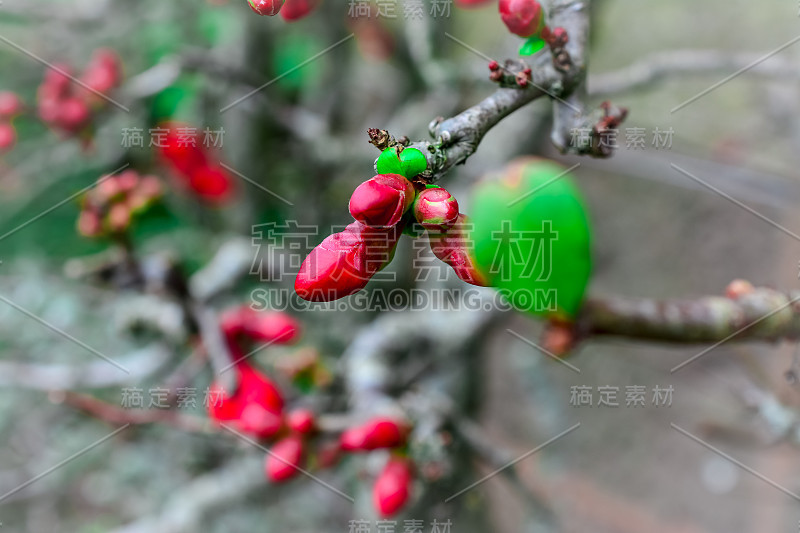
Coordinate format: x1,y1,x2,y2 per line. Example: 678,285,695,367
376,147,427,179
470,158,592,320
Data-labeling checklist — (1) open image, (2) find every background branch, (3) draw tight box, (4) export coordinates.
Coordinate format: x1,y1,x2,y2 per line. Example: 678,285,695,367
581,285,800,343
589,49,800,96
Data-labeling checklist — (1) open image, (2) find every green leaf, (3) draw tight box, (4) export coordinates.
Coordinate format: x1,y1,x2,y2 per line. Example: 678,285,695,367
141,22,183,65
470,158,592,320
149,77,202,124
197,6,238,46
273,32,323,91
376,147,427,179
519,37,546,56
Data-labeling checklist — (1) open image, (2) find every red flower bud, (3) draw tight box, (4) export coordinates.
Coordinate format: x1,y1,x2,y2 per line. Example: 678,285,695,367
548,27,569,47
81,49,123,97
499,0,545,38
725,279,755,299
239,403,283,436
0,92,23,118
0,123,16,153
373,457,413,518
56,97,91,133
157,122,234,201
248,0,285,16
221,306,301,345
138,175,163,199
429,214,489,286
280,0,320,21
116,169,140,192
242,310,300,344
349,174,416,228
541,319,576,357
413,187,459,233
96,176,124,202
341,417,408,451
286,408,316,434
208,362,284,439
41,64,74,100
220,308,247,339
187,165,235,204
159,125,208,176
77,209,102,237
339,425,368,451
295,221,404,302
265,435,305,482
157,123,236,204
107,203,131,233
37,95,61,124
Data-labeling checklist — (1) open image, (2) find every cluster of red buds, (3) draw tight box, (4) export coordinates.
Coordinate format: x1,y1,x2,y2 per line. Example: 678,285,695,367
295,146,487,301
592,101,629,156
341,416,414,517
247,0,320,20
208,306,300,441
77,170,163,238
208,306,414,515
488,60,533,89
205,306,323,481
0,91,23,153
269,411,415,517
156,123,236,204
37,49,123,145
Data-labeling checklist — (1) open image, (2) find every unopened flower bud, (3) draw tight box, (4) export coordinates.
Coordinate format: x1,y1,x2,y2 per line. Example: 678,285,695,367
295,222,404,301
280,0,320,20
428,214,489,286
222,306,301,345
341,416,408,451
56,97,91,133
499,0,545,38
413,187,459,233
0,123,16,153
208,362,284,439
248,0,285,16
77,210,102,237
373,457,414,517
725,279,755,299
0,91,23,118
349,173,416,228
107,203,131,233
265,435,305,482
286,408,316,435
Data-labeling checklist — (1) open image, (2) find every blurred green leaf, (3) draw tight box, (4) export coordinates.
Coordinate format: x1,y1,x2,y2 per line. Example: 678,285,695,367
273,32,323,92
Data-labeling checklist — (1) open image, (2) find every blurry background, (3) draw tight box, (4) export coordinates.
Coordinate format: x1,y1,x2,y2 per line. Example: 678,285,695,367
0,0,799,531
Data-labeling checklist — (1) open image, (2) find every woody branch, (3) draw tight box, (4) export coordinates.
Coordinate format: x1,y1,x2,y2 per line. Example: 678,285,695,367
579,284,800,345
368,0,626,181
